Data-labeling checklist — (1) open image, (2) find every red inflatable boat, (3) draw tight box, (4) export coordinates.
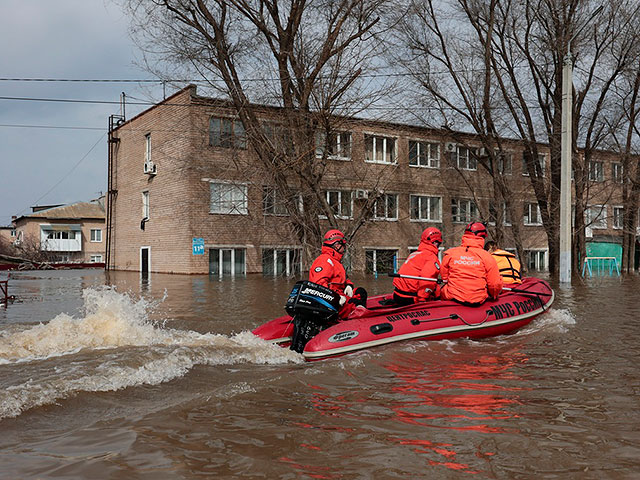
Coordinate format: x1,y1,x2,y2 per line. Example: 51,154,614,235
253,277,554,361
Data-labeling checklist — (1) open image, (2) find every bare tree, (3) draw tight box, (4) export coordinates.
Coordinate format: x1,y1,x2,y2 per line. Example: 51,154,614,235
122,0,394,265
390,0,640,275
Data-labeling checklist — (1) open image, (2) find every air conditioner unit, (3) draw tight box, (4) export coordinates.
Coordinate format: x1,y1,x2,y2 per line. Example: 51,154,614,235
144,162,157,175
477,147,487,157
445,142,457,153
355,189,369,199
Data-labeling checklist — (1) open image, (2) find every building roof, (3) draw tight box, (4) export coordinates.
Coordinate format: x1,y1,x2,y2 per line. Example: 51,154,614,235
15,200,105,223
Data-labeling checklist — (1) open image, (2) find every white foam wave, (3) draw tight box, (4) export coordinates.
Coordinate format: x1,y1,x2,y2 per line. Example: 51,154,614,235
0,287,302,419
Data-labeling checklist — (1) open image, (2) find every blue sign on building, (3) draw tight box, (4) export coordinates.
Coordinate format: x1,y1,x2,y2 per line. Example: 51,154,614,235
192,237,205,255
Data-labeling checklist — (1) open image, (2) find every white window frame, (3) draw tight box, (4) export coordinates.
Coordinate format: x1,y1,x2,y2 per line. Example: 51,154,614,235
489,201,512,226
365,248,398,274
496,151,513,175
409,194,442,222
209,117,247,149
525,249,547,271
612,162,623,184
262,186,289,216
142,191,150,219
613,206,623,229
315,131,352,160
451,198,478,223
324,190,353,219
373,193,398,221
524,202,542,226
144,133,151,164
409,140,440,168
261,247,302,276
588,160,604,182
90,229,102,242
209,247,246,277
209,181,248,215
585,204,607,229
90,254,103,263
456,146,478,171
522,153,546,177
364,133,397,164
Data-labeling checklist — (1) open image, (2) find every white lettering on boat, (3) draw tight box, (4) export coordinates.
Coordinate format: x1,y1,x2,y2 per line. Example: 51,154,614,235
300,287,335,301
386,310,431,323
328,330,359,343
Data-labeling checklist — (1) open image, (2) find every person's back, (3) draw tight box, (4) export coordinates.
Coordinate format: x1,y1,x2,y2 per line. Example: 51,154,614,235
393,227,442,305
485,241,522,285
440,222,502,304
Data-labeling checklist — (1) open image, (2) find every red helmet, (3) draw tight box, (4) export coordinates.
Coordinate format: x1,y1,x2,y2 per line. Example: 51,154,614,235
323,229,346,251
421,227,442,246
464,222,488,238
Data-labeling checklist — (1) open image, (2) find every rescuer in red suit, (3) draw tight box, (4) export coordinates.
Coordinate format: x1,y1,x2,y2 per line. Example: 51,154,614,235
392,227,443,305
309,229,367,316
440,222,503,305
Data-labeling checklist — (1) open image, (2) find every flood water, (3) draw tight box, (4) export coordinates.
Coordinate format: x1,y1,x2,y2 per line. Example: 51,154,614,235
0,269,638,479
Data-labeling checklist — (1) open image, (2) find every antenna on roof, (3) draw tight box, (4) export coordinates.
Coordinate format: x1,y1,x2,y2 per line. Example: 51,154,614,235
120,92,126,119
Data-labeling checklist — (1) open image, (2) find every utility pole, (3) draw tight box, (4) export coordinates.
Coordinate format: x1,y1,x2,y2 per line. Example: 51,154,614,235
559,5,604,284
559,52,572,284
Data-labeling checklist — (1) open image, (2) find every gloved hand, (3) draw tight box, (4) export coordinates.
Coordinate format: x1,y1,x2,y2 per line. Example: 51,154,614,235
339,295,347,306
344,285,353,297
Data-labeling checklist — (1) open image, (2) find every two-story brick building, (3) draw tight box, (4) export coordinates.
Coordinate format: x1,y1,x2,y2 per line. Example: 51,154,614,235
12,199,106,264
106,85,629,275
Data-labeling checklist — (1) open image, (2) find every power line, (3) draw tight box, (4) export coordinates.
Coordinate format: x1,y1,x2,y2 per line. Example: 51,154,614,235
0,123,104,131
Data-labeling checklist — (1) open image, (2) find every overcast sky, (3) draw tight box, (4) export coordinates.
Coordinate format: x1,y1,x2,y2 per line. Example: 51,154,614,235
0,1,166,225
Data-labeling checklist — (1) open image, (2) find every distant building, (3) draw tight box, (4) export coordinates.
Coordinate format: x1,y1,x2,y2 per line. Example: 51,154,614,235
12,199,106,264
106,85,630,276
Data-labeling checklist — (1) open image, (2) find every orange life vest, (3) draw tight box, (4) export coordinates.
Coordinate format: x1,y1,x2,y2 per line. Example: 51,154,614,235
440,234,503,304
393,242,440,301
491,249,522,285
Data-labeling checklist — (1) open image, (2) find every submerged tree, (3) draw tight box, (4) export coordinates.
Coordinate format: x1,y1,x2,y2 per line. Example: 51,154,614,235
122,0,393,265
389,0,640,275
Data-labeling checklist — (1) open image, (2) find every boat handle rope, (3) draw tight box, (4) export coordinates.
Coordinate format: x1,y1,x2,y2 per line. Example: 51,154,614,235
410,312,490,327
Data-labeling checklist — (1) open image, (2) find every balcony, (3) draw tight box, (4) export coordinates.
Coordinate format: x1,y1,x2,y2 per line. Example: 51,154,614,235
40,224,82,252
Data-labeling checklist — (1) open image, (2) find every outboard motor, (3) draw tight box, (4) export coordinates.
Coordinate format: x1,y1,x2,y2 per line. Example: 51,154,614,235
285,280,341,353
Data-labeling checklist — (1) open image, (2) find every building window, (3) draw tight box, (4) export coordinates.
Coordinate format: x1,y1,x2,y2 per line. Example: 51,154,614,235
585,205,607,229
613,206,623,229
409,140,439,168
612,163,623,183
451,198,478,223
522,153,546,177
144,133,151,164
525,249,547,271
209,248,246,276
262,186,289,216
142,191,150,219
365,249,397,274
210,182,248,215
47,230,76,240
316,131,352,160
373,193,398,220
90,229,102,242
325,190,352,218
262,248,301,276
524,202,542,225
455,146,477,170
90,255,103,263
365,134,396,164
10,229,15,237
209,117,247,149
410,195,441,222
589,161,604,182
496,151,512,175
489,201,511,226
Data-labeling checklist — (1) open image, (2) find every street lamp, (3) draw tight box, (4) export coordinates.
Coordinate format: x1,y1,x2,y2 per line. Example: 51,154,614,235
559,5,603,284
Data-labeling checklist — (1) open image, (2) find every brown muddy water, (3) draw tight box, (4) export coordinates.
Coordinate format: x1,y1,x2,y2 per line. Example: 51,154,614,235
0,269,638,479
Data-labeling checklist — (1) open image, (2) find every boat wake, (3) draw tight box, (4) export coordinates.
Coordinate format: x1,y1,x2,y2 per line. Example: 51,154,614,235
0,287,301,419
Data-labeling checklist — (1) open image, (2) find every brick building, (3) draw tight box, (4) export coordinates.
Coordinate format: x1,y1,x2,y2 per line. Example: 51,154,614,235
106,85,628,275
11,199,106,264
